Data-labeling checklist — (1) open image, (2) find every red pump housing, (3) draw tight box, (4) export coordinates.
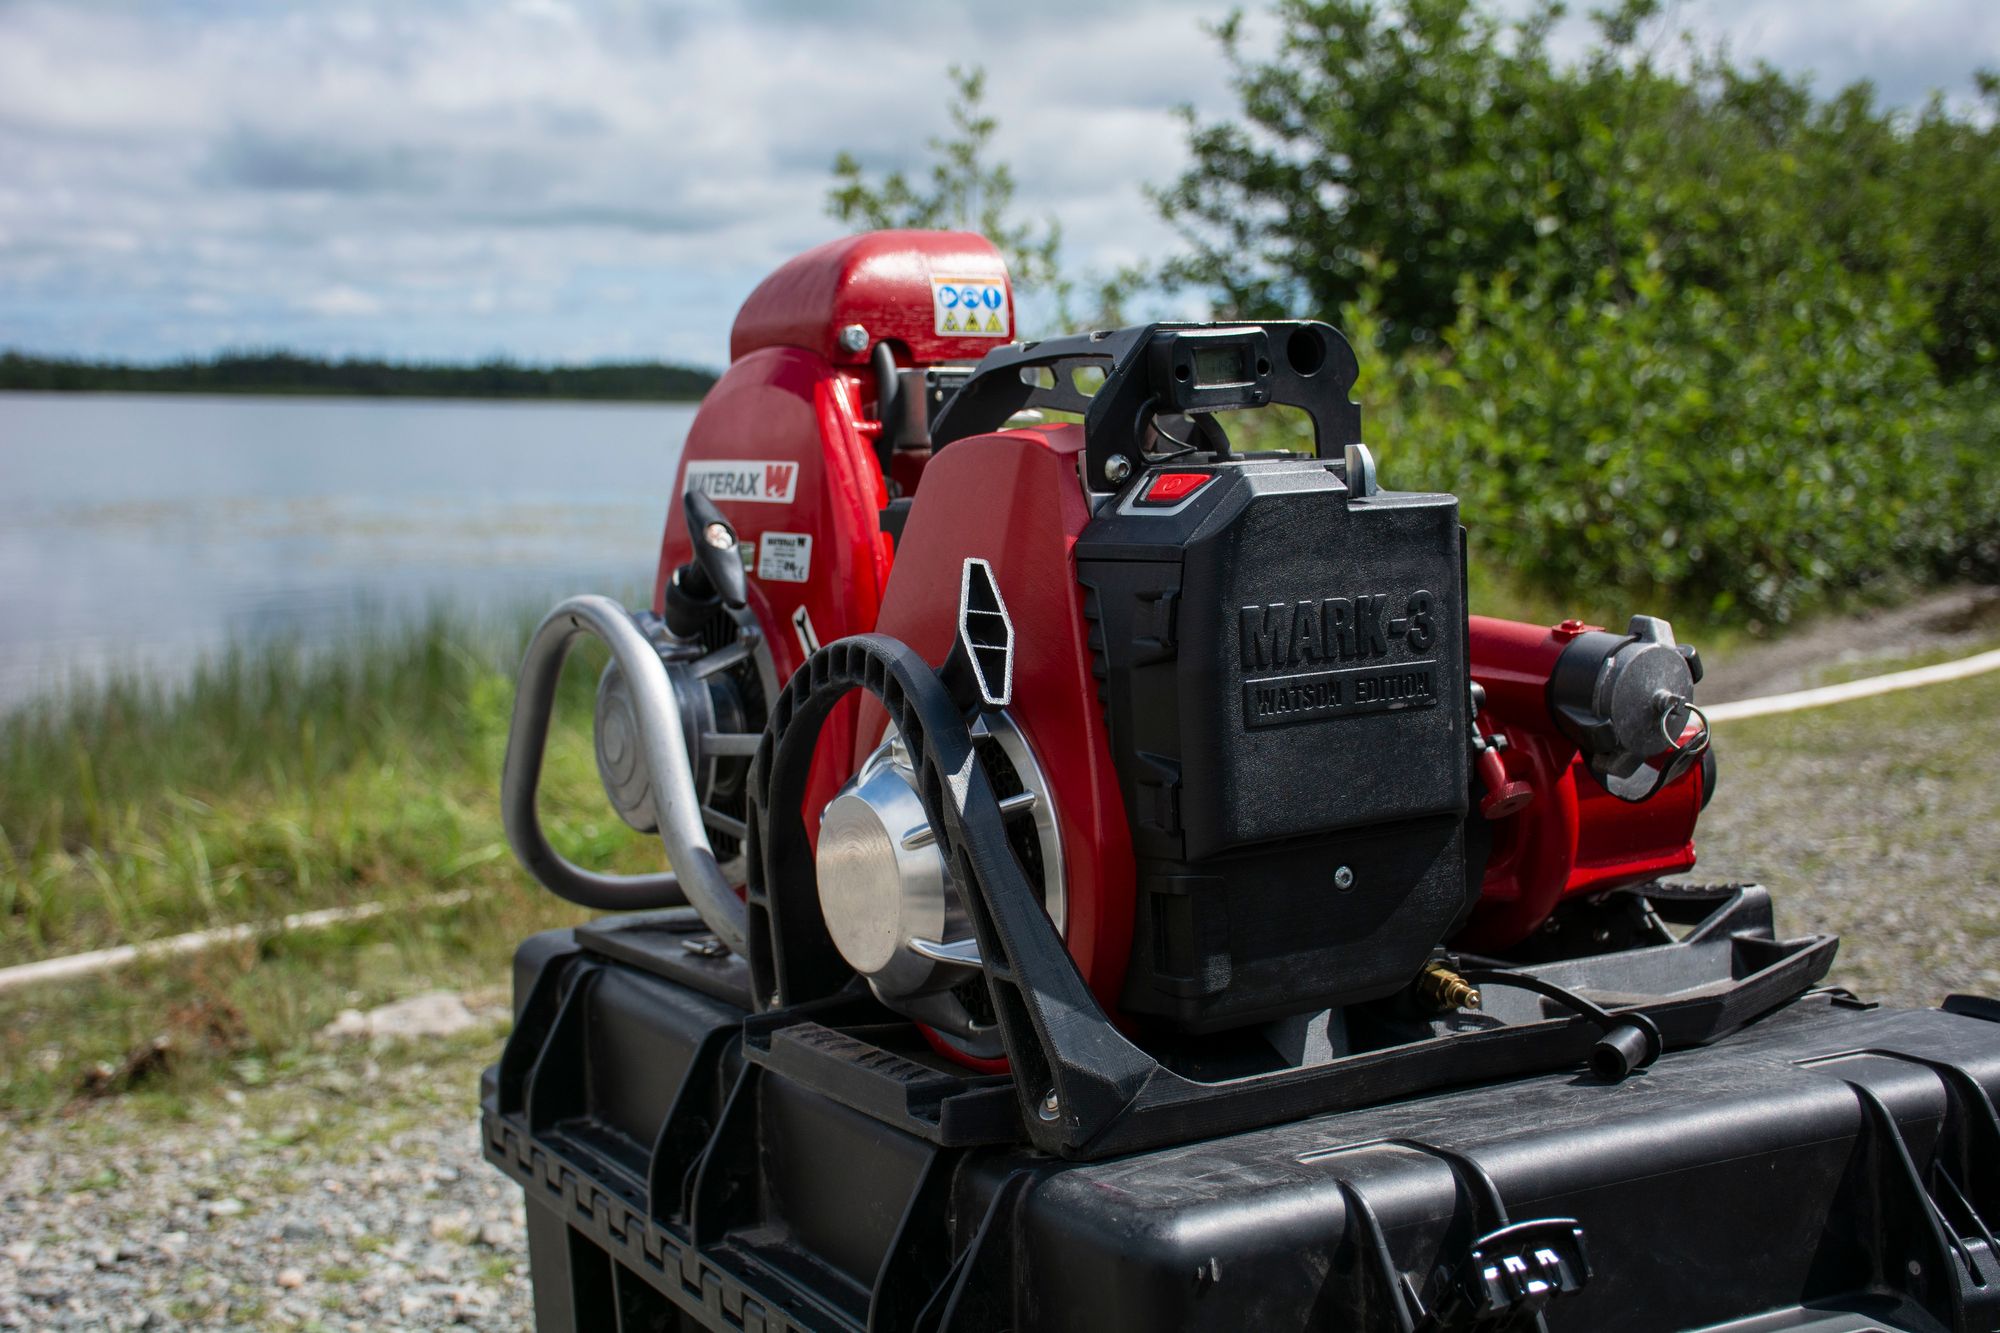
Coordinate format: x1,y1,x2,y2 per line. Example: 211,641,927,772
1458,615,1708,952
654,231,1016,825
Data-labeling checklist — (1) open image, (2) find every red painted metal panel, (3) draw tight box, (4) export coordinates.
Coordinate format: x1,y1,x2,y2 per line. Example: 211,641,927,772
1459,614,1702,951
862,425,1139,1013
655,345,892,837
729,229,1015,369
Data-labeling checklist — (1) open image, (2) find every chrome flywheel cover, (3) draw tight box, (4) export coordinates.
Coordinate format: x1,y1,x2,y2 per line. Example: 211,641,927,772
814,712,1065,1050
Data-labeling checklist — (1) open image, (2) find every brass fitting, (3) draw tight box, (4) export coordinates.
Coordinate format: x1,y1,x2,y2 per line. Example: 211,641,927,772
1417,962,1482,1012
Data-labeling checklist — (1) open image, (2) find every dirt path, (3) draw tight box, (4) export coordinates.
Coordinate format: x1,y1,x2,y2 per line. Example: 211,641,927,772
1696,585,2000,703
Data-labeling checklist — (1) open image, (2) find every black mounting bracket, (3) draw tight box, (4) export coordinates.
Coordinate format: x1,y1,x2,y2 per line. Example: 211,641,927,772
743,632,1838,1162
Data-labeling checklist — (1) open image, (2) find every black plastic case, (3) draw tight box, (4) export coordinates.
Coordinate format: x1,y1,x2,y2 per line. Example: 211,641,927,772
487,912,2000,1333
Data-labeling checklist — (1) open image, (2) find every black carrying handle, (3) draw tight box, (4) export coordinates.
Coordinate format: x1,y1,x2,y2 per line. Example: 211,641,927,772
927,321,1365,492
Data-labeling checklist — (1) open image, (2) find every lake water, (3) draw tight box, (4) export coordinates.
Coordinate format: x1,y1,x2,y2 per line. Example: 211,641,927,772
0,392,695,711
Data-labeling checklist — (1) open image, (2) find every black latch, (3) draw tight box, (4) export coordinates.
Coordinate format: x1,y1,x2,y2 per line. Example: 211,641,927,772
1438,1219,1591,1329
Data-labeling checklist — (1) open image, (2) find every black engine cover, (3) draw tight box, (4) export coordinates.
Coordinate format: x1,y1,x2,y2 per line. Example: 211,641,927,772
1077,456,1470,1031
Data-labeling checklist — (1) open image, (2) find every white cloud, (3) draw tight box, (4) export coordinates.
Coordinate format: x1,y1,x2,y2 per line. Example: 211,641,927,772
297,285,386,318
0,0,1990,366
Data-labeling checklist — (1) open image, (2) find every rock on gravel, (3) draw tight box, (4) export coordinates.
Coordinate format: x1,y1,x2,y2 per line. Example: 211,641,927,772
0,1051,529,1331
321,992,487,1043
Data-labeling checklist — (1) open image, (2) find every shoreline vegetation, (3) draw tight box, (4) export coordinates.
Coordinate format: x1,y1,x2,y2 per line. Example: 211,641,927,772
0,350,718,402
836,22,2000,630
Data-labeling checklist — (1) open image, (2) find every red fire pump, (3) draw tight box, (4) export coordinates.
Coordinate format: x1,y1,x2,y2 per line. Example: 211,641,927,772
486,230,2000,1333
575,230,1715,1022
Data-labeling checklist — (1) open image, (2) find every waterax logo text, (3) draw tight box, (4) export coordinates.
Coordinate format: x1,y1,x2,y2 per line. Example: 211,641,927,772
684,459,800,505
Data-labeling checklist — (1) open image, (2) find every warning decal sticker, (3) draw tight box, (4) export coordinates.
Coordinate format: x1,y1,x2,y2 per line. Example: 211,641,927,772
757,531,813,583
931,276,1010,338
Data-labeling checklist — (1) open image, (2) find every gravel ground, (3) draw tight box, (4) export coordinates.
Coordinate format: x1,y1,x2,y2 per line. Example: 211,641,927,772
1694,687,2000,1010
1690,588,2000,1010
0,1042,531,1331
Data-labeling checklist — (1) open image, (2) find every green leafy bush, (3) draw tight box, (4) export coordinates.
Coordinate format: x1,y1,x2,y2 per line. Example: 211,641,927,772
832,4,2000,624
1354,249,1997,622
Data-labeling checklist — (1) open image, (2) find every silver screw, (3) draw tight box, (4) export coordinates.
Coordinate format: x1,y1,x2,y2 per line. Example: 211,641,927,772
1039,1088,1061,1122
837,323,870,353
1333,865,1355,890
1105,454,1132,483
702,521,735,550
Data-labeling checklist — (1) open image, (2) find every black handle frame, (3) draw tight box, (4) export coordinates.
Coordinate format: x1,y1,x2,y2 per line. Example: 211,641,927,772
928,321,1366,493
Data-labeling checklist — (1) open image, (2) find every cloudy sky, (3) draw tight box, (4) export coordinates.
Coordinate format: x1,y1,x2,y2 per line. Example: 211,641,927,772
2,0,1994,370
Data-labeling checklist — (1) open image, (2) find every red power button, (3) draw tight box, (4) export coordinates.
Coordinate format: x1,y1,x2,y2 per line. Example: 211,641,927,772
1137,471,1212,506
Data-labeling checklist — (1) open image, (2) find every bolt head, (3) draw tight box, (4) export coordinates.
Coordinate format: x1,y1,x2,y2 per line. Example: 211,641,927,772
1038,1089,1061,1121
1105,454,1133,483
1333,865,1355,890
838,323,870,353
702,521,735,550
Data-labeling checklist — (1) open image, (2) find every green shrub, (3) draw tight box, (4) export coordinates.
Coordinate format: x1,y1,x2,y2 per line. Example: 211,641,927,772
1350,247,1997,623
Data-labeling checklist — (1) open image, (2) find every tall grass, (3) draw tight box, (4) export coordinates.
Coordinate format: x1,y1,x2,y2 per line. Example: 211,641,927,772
0,609,651,1114
2,611,485,849
0,609,648,962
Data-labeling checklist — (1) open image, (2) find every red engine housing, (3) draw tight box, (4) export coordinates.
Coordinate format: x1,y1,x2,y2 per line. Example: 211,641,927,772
655,230,1017,826
857,425,1137,1016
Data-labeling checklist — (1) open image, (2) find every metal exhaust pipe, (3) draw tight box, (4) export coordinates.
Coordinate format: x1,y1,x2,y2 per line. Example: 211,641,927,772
499,594,748,955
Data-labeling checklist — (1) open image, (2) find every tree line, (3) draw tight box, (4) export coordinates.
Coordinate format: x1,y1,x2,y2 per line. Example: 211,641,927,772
0,351,716,402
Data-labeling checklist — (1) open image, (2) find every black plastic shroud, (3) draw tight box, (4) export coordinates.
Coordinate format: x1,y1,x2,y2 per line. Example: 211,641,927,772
1077,457,1474,1031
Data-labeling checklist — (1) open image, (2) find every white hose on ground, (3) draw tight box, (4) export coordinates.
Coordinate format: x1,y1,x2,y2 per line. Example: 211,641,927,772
0,889,473,996
1704,646,2000,723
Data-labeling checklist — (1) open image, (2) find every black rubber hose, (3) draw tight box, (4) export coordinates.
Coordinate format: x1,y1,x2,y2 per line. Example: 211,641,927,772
871,342,901,474
1463,969,1663,1081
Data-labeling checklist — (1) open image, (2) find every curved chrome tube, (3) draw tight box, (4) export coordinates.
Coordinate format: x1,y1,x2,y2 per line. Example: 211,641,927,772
499,595,748,954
